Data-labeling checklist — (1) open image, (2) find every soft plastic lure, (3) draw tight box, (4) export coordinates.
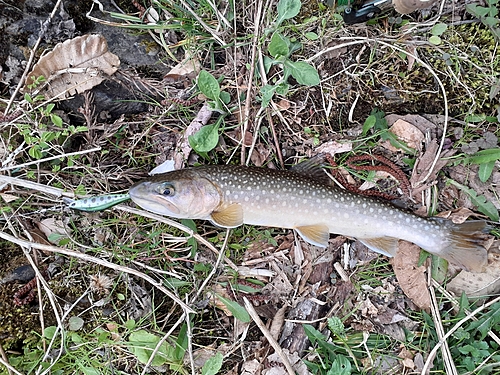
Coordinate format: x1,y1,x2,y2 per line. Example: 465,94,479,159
65,193,130,212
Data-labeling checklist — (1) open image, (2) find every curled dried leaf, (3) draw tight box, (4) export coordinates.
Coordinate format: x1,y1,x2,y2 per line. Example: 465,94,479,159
25,34,120,99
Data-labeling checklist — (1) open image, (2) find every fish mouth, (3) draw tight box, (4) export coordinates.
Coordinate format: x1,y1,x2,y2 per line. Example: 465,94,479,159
129,183,181,216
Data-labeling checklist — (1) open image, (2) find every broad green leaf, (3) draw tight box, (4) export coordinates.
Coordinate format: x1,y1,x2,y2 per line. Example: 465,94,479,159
127,330,168,366
484,16,499,26
447,180,499,221
68,316,84,331
268,32,290,58
431,23,448,36
44,326,57,340
478,160,495,182
465,113,486,123
198,70,220,100
305,32,319,40
466,4,491,17
428,35,442,45
276,0,301,26
188,123,220,153
285,61,320,86
362,115,377,134
201,352,223,375
465,148,500,164
173,323,188,361
327,355,352,375
216,294,250,322
303,324,325,344
260,84,277,108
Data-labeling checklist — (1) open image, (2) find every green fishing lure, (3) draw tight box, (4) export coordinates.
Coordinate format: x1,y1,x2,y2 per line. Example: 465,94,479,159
65,193,130,212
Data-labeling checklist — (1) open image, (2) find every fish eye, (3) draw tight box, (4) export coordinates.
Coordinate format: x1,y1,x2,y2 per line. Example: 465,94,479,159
157,183,175,196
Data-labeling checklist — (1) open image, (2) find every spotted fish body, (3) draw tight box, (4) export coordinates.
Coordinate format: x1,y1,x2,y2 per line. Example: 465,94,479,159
129,165,489,271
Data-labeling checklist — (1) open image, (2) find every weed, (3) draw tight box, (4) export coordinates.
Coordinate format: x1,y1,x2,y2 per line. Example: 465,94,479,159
260,0,320,107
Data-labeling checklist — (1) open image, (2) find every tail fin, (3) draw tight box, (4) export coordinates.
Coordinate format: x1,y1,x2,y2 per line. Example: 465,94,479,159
441,220,490,272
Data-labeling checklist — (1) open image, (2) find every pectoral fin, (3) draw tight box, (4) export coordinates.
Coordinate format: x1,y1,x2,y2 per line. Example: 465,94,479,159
210,204,244,228
359,237,399,257
295,224,330,247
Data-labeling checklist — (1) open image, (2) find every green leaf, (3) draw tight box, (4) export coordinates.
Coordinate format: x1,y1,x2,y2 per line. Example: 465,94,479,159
276,0,301,26
50,113,63,127
484,16,499,26
198,70,220,100
201,352,223,375
173,323,188,362
260,85,277,108
431,23,448,36
428,35,442,45
68,316,84,331
447,180,499,221
43,326,57,340
216,294,250,322
465,113,486,123
268,32,290,58
466,4,491,18
327,355,352,375
127,330,169,366
305,32,319,40
28,146,43,159
465,148,500,164
285,61,320,86
303,324,325,344
188,123,220,153
478,160,495,182
362,115,377,134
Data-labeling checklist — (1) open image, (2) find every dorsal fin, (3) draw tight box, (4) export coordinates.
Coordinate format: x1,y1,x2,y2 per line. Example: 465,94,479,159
210,204,244,228
290,154,330,184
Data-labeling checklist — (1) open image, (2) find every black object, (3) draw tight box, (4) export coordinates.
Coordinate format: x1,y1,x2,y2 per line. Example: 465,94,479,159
343,0,392,24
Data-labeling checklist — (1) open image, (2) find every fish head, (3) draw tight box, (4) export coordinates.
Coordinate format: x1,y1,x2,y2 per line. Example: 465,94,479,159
129,170,222,219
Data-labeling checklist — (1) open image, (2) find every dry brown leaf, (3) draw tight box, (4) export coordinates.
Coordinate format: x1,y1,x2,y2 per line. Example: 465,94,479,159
25,34,120,99
435,207,476,223
447,247,500,298
410,139,455,200
392,241,431,312
164,53,201,81
380,118,424,152
315,140,352,155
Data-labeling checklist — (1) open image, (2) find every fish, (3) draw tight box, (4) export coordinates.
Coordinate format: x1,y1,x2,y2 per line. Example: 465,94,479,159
128,164,490,272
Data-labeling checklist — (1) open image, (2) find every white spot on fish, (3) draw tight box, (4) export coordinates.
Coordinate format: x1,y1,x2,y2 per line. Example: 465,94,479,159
244,197,249,202
369,208,374,213
362,203,367,208
282,202,287,207
226,190,231,195
327,198,332,203
335,203,340,208
343,213,349,218
406,218,411,223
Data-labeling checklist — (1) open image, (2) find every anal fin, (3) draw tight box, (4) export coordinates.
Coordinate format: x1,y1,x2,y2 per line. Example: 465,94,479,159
359,237,400,257
210,203,244,228
295,224,330,247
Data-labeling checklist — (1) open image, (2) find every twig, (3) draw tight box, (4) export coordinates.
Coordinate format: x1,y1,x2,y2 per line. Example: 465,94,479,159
428,270,457,375
0,147,101,172
243,297,296,375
